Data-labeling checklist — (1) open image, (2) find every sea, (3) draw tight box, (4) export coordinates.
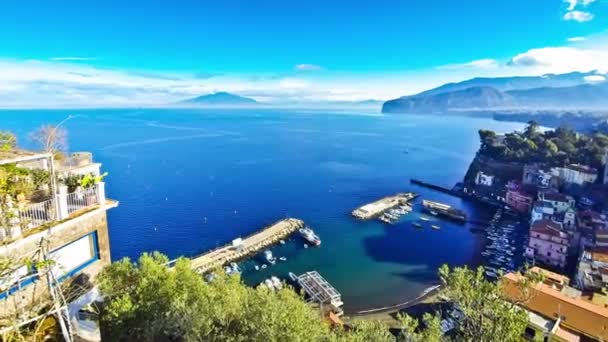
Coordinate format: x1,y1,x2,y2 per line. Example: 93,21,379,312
0,108,526,313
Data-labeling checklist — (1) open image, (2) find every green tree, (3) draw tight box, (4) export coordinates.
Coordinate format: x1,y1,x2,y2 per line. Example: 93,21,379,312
524,120,540,139
437,265,528,341
0,131,17,151
98,252,333,342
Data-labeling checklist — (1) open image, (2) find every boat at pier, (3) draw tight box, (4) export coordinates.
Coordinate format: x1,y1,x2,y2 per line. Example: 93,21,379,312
299,227,322,246
421,200,466,222
264,250,277,264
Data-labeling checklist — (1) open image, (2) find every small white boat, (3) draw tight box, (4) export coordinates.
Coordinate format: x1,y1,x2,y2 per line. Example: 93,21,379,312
261,264,267,269
279,240,286,245
304,244,308,249
271,276,282,290
264,250,277,264
431,225,441,230
254,265,260,271
279,256,287,261
264,279,275,290
289,272,298,282
430,211,438,216
420,216,430,221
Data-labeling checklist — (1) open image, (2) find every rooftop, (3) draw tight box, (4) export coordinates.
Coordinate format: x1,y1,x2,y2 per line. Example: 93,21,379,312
566,164,598,175
0,149,51,165
531,219,568,239
503,271,608,340
539,191,572,203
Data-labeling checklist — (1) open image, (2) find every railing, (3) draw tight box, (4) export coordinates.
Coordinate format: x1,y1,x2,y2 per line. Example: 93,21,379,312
18,198,57,230
66,187,99,215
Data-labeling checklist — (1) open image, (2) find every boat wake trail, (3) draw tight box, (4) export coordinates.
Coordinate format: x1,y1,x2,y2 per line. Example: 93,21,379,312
100,133,226,150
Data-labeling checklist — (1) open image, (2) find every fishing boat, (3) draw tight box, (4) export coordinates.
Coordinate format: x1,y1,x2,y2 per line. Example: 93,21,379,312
422,200,467,222
271,276,283,290
299,227,321,246
264,250,277,264
431,225,441,230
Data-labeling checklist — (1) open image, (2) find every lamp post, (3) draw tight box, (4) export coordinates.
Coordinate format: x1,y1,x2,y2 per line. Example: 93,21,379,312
48,115,73,219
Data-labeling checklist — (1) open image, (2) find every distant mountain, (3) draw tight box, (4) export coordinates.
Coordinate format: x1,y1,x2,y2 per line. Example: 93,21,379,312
415,71,597,97
382,72,608,114
181,92,257,106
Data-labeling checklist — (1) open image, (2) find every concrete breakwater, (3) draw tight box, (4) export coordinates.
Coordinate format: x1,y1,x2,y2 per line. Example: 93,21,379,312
190,218,305,273
352,192,417,220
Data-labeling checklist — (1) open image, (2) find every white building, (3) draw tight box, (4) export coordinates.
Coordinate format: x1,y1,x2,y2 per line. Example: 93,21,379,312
551,164,598,186
537,191,575,214
475,171,494,186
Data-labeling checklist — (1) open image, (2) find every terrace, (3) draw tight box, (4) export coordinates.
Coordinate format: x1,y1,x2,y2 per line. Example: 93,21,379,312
0,149,108,242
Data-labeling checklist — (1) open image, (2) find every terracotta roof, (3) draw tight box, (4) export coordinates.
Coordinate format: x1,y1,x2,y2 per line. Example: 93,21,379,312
591,248,608,263
529,266,570,285
502,272,608,340
531,219,567,239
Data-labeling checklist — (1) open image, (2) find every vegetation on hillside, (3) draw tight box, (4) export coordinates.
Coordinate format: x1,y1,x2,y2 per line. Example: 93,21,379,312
478,121,608,170
98,253,531,342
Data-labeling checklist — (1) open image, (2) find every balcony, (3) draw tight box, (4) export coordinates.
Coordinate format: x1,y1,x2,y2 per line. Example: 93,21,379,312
1,183,107,242
0,150,108,242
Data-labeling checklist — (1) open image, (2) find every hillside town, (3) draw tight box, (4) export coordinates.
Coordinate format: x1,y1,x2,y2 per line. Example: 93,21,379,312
460,124,608,340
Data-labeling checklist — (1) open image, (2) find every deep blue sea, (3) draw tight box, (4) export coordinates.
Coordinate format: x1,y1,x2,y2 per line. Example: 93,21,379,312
1,109,525,312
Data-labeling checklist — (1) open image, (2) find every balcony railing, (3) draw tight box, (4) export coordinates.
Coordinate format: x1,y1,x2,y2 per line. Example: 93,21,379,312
18,198,57,229
67,187,99,215
1,182,106,241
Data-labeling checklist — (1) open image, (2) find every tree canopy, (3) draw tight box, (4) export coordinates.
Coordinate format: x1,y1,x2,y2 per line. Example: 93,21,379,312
478,123,608,170
98,253,532,342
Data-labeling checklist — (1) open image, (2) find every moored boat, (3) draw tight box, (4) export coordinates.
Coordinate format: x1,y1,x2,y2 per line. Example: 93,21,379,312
264,250,277,264
431,225,441,230
299,227,322,246
422,200,467,222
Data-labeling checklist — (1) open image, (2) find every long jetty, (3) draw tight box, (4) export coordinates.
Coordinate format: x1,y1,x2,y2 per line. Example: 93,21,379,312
190,218,305,273
410,178,456,195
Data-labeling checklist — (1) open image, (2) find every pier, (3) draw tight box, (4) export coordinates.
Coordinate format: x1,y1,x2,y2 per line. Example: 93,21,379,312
410,178,456,195
190,218,305,273
352,192,417,220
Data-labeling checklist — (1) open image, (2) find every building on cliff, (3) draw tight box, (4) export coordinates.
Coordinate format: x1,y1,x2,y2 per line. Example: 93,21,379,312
0,148,117,336
503,267,608,342
526,219,569,269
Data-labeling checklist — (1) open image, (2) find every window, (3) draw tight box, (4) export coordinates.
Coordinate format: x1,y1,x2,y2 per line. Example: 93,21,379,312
49,231,99,281
524,327,536,340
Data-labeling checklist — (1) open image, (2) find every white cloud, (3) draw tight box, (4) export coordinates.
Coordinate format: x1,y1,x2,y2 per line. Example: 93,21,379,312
564,10,594,22
584,74,606,82
564,0,596,11
438,58,499,70
49,56,96,61
567,36,586,42
565,0,577,11
295,64,324,71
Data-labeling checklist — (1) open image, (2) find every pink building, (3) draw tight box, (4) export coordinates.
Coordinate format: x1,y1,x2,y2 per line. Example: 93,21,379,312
526,219,569,268
506,181,534,214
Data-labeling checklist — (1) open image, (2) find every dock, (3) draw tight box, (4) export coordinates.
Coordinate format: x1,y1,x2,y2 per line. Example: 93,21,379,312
295,271,344,316
410,178,456,195
352,192,417,220
190,218,305,273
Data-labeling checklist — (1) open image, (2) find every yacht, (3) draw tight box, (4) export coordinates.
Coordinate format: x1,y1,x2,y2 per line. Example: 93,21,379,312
299,227,321,246
264,250,277,264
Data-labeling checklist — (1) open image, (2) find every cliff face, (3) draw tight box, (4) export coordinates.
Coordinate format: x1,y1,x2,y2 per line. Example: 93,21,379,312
463,154,524,186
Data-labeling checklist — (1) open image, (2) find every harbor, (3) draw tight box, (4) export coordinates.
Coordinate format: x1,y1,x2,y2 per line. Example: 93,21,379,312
352,192,417,220
190,218,305,273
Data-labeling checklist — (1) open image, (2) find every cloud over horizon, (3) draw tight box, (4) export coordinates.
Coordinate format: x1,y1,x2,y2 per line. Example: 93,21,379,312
1,31,607,108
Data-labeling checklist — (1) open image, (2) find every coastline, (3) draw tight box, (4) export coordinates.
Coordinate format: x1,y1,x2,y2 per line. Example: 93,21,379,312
346,284,443,324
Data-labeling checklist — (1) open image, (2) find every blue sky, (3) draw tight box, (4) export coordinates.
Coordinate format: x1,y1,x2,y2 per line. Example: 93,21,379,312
0,0,607,107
